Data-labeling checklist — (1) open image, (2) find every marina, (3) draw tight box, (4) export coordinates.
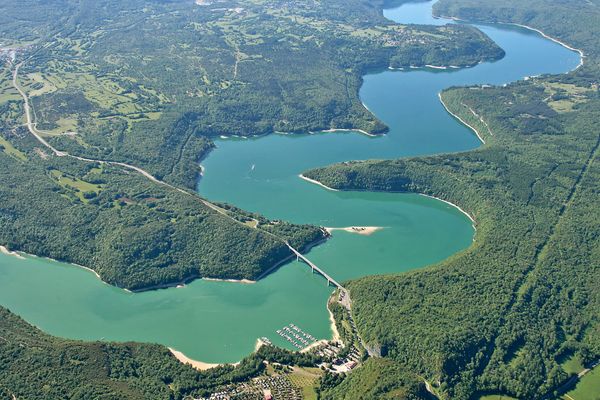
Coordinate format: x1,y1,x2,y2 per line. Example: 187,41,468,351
276,324,317,350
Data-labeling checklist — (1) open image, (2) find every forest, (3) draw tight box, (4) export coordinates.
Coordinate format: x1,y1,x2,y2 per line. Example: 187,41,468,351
0,128,326,290
306,0,600,397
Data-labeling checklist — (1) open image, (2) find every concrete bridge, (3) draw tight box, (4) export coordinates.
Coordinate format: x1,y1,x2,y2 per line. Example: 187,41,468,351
286,243,343,289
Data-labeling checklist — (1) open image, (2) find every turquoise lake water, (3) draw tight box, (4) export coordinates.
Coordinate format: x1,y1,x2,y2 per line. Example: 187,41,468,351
0,0,580,363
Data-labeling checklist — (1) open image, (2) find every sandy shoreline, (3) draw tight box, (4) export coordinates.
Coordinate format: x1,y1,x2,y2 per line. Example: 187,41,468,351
508,23,585,70
299,174,339,191
0,245,25,259
435,14,584,72
438,93,486,144
390,64,461,71
202,277,255,284
420,193,475,225
0,245,106,279
328,302,341,342
72,263,102,279
325,226,384,236
169,339,265,371
169,348,235,371
317,128,378,138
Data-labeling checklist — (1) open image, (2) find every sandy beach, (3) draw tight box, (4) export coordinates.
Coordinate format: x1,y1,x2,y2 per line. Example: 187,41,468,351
419,193,475,225
202,277,256,284
0,245,25,259
299,174,339,191
324,226,384,236
301,339,329,353
169,348,227,371
301,304,341,353
169,340,266,371
318,128,378,138
425,64,448,70
328,304,341,342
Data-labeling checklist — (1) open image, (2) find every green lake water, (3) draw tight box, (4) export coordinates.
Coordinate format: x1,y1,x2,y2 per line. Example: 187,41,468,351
0,0,581,363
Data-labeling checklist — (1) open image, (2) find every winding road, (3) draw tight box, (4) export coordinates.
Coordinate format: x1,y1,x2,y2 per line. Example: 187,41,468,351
9,60,334,285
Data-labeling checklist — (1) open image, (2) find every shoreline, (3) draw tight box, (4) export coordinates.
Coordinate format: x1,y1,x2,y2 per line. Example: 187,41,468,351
0,234,329,293
274,127,382,139
130,274,200,293
325,226,384,236
438,92,486,144
71,262,102,280
202,277,255,284
328,301,341,343
0,245,25,260
168,339,268,371
317,128,379,138
419,193,475,225
299,174,340,191
434,14,584,71
301,298,341,353
0,244,106,280
390,64,462,71
508,23,585,70
169,347,239,371
296,176,477,227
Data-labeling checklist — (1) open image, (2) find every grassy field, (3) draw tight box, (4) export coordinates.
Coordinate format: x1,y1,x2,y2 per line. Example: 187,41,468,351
0,135,27,161
542,81,593,113
287,367,323,400
49,168,104,203
563,367,600,400
561,355,586,375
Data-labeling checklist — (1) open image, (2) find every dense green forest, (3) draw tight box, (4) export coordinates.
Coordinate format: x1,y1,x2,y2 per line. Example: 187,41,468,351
0,127,325,290
318,358,432,400
306,0,600,398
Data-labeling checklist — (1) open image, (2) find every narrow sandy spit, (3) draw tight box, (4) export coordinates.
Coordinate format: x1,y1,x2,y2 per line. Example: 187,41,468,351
299,174,340,191
325,226,384,236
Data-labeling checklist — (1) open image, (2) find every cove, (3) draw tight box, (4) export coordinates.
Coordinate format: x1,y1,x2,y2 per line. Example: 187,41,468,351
0,0,581,364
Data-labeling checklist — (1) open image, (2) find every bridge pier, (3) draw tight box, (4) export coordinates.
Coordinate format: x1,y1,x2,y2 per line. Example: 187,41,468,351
286,243,344,290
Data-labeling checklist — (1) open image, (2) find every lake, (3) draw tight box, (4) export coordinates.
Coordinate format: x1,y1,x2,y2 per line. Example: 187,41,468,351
0,0,581,363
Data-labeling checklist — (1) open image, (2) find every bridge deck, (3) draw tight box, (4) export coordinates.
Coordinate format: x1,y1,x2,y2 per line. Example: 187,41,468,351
286,243,343,289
